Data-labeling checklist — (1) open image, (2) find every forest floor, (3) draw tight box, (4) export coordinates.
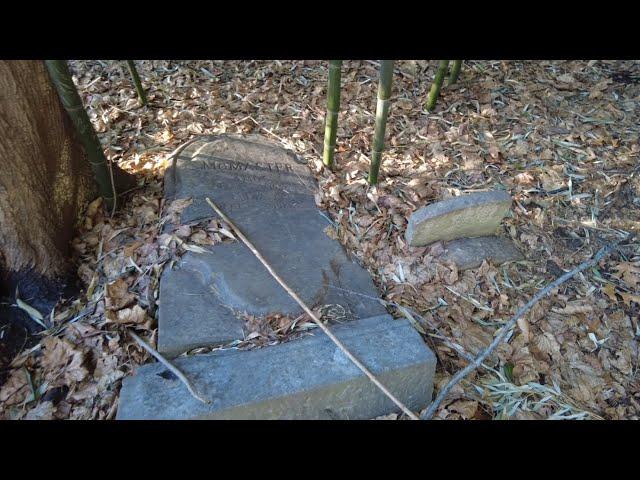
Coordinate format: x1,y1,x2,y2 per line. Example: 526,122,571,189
1,60,639,420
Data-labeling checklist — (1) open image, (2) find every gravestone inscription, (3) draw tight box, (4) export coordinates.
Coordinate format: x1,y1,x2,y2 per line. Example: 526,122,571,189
159,135,386,356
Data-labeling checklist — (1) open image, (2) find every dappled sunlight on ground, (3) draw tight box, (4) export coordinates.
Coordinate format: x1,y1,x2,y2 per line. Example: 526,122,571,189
1,60,638,419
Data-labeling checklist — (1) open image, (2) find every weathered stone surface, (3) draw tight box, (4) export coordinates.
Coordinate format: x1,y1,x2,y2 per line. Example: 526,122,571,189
439,235,524,270
159,135,386,356
117,315,436,420
405,191,512,247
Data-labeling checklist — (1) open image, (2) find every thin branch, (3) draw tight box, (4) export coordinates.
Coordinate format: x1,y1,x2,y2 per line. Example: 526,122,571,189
323,285,503,377
107,157,117,217
163,135,205,165
128,330,210,404
206,197,419,420
420,232,635,420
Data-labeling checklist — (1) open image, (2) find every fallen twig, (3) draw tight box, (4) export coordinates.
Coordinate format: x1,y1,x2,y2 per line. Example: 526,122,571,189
163,135,204,165
324,285,503,377
128,330,210,404
206,197,420,420
420,232,635,420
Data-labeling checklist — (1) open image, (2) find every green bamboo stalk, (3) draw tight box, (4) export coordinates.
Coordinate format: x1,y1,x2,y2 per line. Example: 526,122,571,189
426,60,450,111
126,60,148,106
45,60,118,210
448,60,462,85
368,60,394,185
322,60,342,168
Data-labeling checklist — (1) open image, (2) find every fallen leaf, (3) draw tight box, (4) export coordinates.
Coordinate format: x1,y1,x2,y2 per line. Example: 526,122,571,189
620,292,640,307
612,262,640,289
602,283,619,303
105,305,149,325
15,297,47,329
105,278,135,311
517,317,531,343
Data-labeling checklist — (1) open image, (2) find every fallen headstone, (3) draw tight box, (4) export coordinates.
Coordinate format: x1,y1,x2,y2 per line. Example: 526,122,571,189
160,135,387,356
117,315,436,420
405,190,512,247
439,235,524,270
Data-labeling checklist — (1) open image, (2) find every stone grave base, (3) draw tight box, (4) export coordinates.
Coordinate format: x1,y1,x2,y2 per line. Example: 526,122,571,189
117,315,436,420
439,235,524,270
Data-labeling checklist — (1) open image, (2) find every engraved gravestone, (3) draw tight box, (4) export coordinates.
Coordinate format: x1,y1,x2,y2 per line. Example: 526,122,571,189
159,135,386,356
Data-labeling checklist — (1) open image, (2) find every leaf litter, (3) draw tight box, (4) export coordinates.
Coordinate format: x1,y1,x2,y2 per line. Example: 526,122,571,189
1,60,639,420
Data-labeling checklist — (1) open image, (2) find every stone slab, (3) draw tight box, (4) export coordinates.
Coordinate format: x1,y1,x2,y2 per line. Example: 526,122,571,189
439,235,524,270
159,135,386,356
116,315,436,420
405,190,512,247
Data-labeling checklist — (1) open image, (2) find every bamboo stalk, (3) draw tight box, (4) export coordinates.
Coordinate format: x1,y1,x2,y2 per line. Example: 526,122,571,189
45,60,118,211
322,60,342,168
448,60,462,86
126,60,148,106
426,60,449,111
367,60,394,185
206,197,419,420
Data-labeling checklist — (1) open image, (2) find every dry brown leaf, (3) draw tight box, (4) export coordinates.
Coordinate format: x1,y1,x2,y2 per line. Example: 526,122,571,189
612,262,640,289
105,278,135,311
602,283,619,303
105,304,149,325
552,302,593,315
0,368,30,405
41,337,89,384
620,292,640,307
517,317,531,343
447,399,479,419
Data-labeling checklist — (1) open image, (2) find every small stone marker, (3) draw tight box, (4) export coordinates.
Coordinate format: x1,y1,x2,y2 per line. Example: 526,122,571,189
116,315,436,420
439,235,524,270
160,135,387,356
116,134,438,420
405,190,512,247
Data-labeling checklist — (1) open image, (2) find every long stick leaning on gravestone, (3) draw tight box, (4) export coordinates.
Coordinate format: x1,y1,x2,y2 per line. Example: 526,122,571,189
205,197,420,420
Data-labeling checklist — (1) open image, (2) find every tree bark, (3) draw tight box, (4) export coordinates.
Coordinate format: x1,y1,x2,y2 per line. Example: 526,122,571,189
0,60,96,322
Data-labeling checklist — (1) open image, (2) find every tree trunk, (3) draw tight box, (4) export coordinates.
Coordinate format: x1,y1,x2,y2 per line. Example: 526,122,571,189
0,60,97,326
